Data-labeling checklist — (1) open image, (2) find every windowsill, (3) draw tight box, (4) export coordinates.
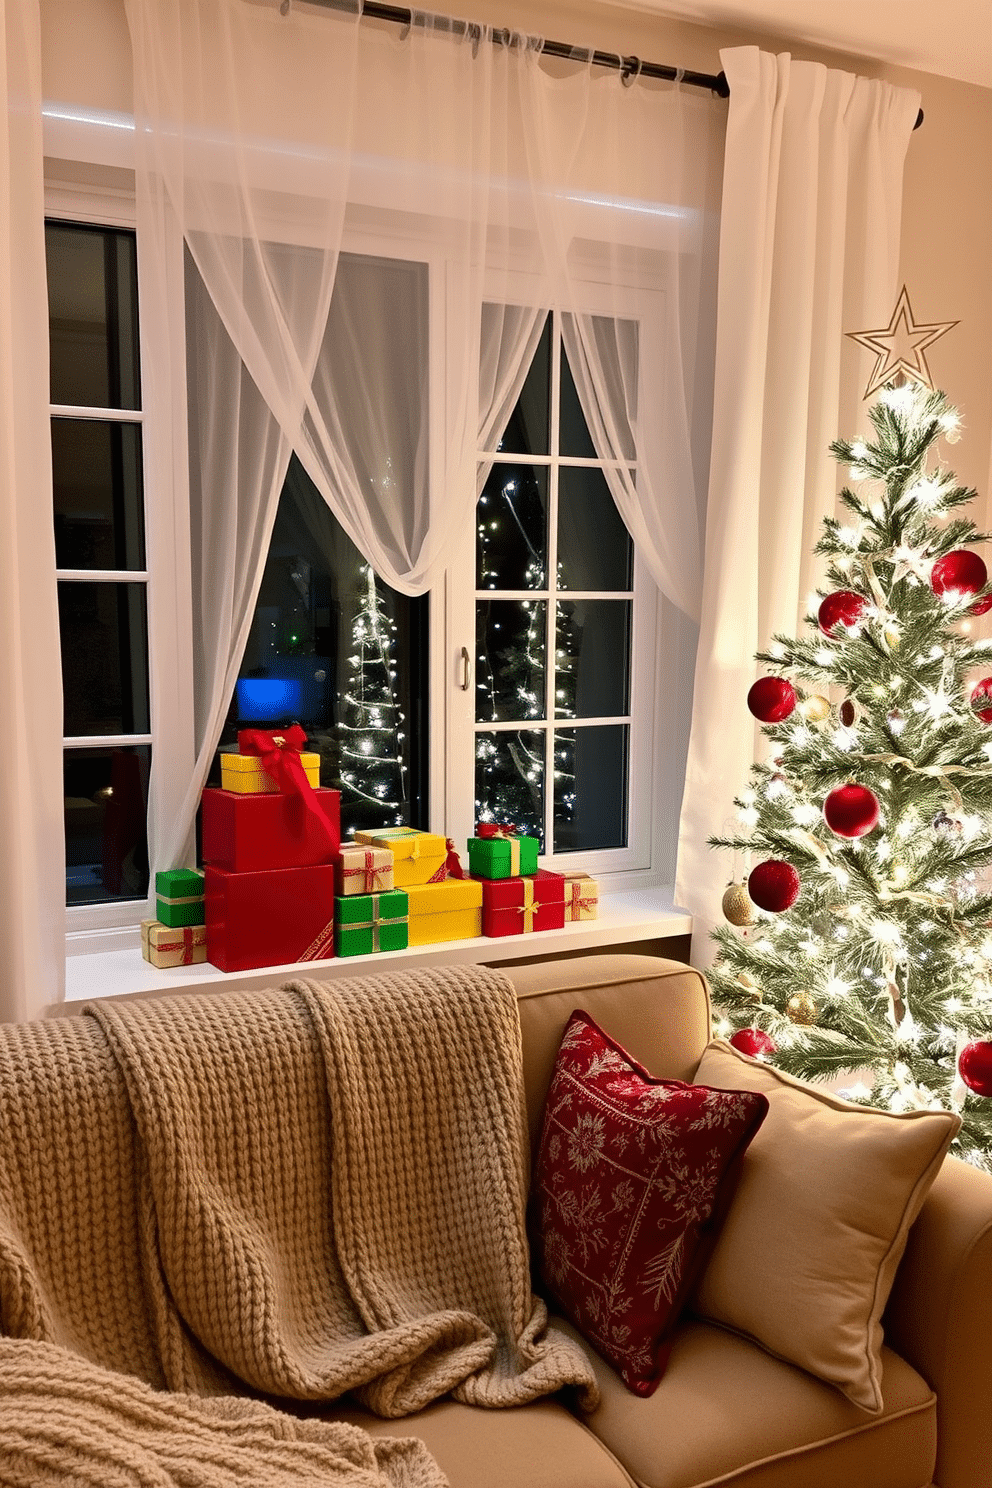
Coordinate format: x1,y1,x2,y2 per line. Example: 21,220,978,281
59,886,691,1012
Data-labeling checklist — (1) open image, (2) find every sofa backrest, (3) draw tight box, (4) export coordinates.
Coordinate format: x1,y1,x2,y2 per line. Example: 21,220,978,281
503,953,711,1158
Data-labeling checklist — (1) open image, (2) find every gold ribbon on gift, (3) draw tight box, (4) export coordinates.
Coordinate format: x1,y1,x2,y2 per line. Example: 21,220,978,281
514,877,537,932
343,913,406,952
299,919,336,962
478,823,522,875
342,849,389,893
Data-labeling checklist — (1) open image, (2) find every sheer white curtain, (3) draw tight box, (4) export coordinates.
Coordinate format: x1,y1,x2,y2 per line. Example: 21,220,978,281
128,0,724,876
517,56,724,623
0,0,65,1021
127,3,554,872
676,47,921,959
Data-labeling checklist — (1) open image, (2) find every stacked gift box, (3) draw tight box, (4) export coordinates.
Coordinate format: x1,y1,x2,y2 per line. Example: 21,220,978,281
467,824,600,939
334,828,484,955
141,868,207,967
202,727,341,972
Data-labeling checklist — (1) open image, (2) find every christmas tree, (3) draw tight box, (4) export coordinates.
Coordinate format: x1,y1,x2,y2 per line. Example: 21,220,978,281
709,381,992,1170
338,563,407,832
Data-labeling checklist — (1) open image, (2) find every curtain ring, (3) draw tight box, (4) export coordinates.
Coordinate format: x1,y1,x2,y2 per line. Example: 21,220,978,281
469,21,482,58
674,65,686,85
620,55,642,87
398,17,411,40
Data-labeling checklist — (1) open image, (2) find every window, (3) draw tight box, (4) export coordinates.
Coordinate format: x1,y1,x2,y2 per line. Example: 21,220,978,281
217,455,429,842
46,220,152,907
47,215,670,955
474,314,635,853
447,308,656,875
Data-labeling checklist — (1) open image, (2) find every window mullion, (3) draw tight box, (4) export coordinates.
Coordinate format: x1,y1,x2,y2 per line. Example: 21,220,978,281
544,313,563,853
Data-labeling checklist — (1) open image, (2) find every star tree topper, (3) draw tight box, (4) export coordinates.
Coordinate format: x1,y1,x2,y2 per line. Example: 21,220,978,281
848,286,958,400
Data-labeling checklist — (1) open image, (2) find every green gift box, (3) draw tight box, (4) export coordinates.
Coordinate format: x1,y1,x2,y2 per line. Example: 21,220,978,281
467,831,539,880
155,868,205,928
335,890,409,957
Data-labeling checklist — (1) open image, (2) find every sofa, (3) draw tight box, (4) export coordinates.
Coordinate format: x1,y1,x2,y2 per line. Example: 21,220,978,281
2,951,991,1488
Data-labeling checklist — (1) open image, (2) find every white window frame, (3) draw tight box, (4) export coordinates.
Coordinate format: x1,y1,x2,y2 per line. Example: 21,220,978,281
445,277,668,888
47,174,198,946
48,152,680,958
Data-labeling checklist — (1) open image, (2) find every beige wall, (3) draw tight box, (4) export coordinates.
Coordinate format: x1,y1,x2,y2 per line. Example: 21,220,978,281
42,0,992,501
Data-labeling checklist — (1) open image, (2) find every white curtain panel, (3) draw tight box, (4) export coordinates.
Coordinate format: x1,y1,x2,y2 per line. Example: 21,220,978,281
676,46,921,962
129,3,722,877
0,0,65,1021
517,58,724,623
128,3,555,872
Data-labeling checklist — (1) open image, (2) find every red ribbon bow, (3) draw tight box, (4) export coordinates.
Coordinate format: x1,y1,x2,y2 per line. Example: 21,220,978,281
237,725,334,852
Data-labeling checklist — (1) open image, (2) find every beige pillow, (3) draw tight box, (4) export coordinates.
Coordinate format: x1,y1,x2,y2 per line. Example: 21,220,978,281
692,1039,960,1412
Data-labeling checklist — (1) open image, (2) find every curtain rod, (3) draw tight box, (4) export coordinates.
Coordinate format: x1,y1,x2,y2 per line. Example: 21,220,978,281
293,0,924,129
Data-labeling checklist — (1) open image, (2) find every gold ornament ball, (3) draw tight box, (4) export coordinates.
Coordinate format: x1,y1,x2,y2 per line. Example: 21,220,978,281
800,694,831,722
737,972,762,1004
786,992,818,1026
722,882,755,926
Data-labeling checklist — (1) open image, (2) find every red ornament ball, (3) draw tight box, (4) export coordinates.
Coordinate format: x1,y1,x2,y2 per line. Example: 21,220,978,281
971,679,992,724
970,594,992,616
958,1041,992,1098
747,676,797,724
823,783,880,839
730,1028,777,1058
931,549,988,601
818,590,868,637
748,859,800,913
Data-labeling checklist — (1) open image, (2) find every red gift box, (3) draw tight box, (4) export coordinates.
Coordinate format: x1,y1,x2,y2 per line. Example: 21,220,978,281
201,787,341,873
205,863,337,972
481,869,566,938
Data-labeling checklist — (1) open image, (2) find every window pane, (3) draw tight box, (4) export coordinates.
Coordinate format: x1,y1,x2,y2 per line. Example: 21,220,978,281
553,725,628,851
559,344,596,459
557,466,633,592
476,463,548,590
64,745,150,904
46,223,140,410
52,418,145,571
58,582,150,736
475,729,545,847
216,457,428,841
555,600,631,718
494,315,550,456
475,599,546,723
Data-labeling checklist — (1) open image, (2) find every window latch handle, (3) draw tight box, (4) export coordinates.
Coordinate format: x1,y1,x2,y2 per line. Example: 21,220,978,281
460,646,471,691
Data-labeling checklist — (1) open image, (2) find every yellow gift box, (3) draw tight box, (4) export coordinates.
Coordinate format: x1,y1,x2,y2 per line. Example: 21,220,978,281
140,919,207,968
353,827,448,888
220,751,320,794
407,879,482,946
561,871,600,921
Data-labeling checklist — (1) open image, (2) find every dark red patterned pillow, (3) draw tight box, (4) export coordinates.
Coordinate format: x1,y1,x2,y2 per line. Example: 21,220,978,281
533,1010,768,1396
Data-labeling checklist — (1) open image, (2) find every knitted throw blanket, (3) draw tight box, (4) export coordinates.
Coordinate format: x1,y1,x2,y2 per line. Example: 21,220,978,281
0,965,595,1483
0,1336,441,1487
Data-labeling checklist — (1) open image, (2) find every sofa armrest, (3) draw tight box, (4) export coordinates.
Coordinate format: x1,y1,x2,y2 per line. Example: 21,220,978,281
883,1155,992,1488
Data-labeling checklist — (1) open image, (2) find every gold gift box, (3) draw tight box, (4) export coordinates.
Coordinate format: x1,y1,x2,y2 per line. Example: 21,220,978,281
406,879,482,946
561,871,600,922
354,827,448,887
140,919,207,968
220,752,320,795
